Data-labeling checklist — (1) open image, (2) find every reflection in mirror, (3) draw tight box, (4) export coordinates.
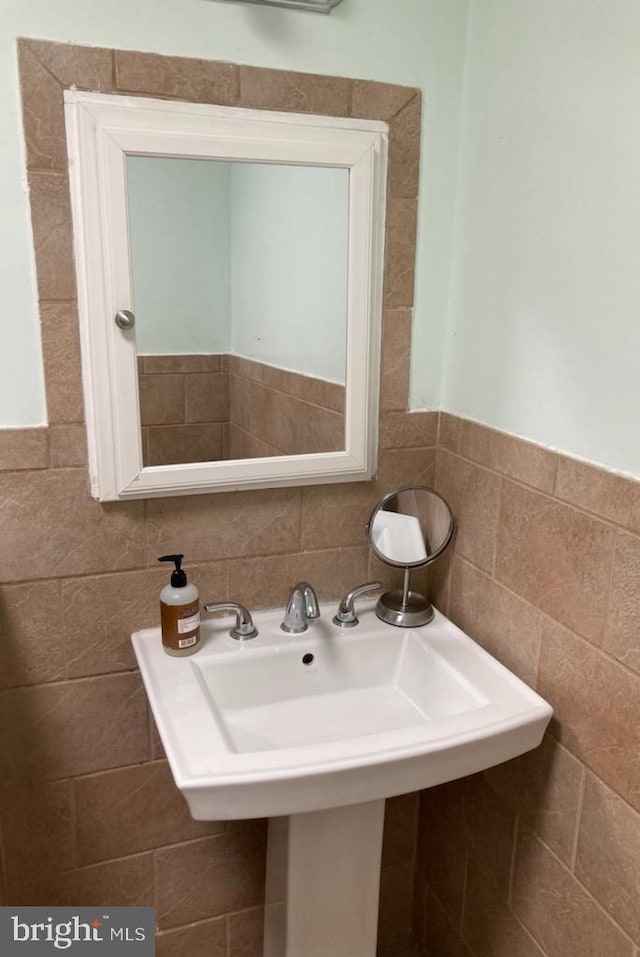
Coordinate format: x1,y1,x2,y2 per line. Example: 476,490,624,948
367,485,455,627
126,156,349,466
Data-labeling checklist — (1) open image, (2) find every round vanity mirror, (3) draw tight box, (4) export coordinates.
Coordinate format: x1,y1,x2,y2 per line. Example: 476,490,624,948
366,485,455,627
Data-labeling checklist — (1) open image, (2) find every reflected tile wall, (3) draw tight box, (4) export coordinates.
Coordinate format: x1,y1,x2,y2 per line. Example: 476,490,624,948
137,354,227,465
414,413,640,957
138,354,346,464
227,355,345,458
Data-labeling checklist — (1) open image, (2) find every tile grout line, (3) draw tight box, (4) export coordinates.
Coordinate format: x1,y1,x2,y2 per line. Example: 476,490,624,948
489,473,503,579
508,902,548,957
570,764,587,873
507,812,520,907
458,850,469,935
69,778,79,871
0,808,9,905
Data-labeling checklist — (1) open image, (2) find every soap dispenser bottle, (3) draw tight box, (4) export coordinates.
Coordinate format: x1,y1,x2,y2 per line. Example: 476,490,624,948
158,554,200,657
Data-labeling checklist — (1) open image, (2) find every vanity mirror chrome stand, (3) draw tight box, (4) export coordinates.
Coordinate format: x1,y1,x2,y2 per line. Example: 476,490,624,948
366,485,455,627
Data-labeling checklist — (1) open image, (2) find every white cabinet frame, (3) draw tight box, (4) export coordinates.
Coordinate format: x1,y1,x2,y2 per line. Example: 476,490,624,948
64,92,387,501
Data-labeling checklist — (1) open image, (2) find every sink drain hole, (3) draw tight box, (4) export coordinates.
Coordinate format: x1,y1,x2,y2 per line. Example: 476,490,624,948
302,653,314,665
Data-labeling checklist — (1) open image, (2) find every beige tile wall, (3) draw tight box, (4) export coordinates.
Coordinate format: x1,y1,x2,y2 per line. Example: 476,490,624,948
19,35,638,957
414,413,640,957
2,37,430,955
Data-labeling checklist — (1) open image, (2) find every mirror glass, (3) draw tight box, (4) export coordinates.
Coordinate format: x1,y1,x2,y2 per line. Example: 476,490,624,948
127,155,349,466
368,485,454,568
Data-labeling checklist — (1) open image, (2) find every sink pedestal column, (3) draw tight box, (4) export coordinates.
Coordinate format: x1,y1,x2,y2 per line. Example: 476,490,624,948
264,799,386,957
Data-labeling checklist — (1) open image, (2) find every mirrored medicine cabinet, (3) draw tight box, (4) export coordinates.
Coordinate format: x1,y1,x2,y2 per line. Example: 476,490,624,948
64,91,388,501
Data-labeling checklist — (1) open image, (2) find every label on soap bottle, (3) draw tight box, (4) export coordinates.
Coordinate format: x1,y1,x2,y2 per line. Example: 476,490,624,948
161,600,200,654
177,611,200,634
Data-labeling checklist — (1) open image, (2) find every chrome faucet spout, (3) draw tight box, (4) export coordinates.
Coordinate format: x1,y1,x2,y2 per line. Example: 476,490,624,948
281,581,320,634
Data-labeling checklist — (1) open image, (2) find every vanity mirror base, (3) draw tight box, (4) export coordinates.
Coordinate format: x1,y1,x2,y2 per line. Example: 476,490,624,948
375,589,434,628
264,800,385,957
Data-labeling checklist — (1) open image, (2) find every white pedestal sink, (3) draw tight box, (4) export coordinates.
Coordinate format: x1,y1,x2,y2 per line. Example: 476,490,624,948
132,601,552,957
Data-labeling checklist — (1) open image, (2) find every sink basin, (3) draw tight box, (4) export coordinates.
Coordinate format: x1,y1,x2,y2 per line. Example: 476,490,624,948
132,601,552,820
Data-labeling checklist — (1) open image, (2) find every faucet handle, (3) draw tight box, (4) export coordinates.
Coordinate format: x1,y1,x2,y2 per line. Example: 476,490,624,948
332,581,383,628
300,581,320,621
203,601,258,640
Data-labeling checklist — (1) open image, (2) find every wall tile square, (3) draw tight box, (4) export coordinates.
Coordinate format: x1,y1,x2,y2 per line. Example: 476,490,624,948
377,862,414,957
459,420,557,494
227,546,369,611
228,907,264,957
0,580,64,688
351,79,417,121
239,66,350,115
0,469,145,582
9,853,154,908
75,761,223,865
1,781,74,893
512,830,633,957
146,487,302,563
18,44,67,171
419,782,468,926
438,412,462,453
423,890,473,957
495,480,615,642
378,448,435,487
49,424,87,467
116,50,238,104
387,95,421,198
575,771,640,942
537,618,640,812
384,200,418,309
40,302,85,425
0,429,48,471
156,826,266,929
554,454,640,532
435,450,502,573
382,793,419,869
0,672,150,789
603,531,640,676
21,38,114,92
484,734,584,866
301,482,380,551
463,860,545,957
379,411,438,450
28,172,76,300
63,562,227,678
448,557,543,687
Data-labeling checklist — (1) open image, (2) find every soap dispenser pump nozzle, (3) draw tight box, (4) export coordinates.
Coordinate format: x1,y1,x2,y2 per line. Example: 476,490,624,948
159,553,187,588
